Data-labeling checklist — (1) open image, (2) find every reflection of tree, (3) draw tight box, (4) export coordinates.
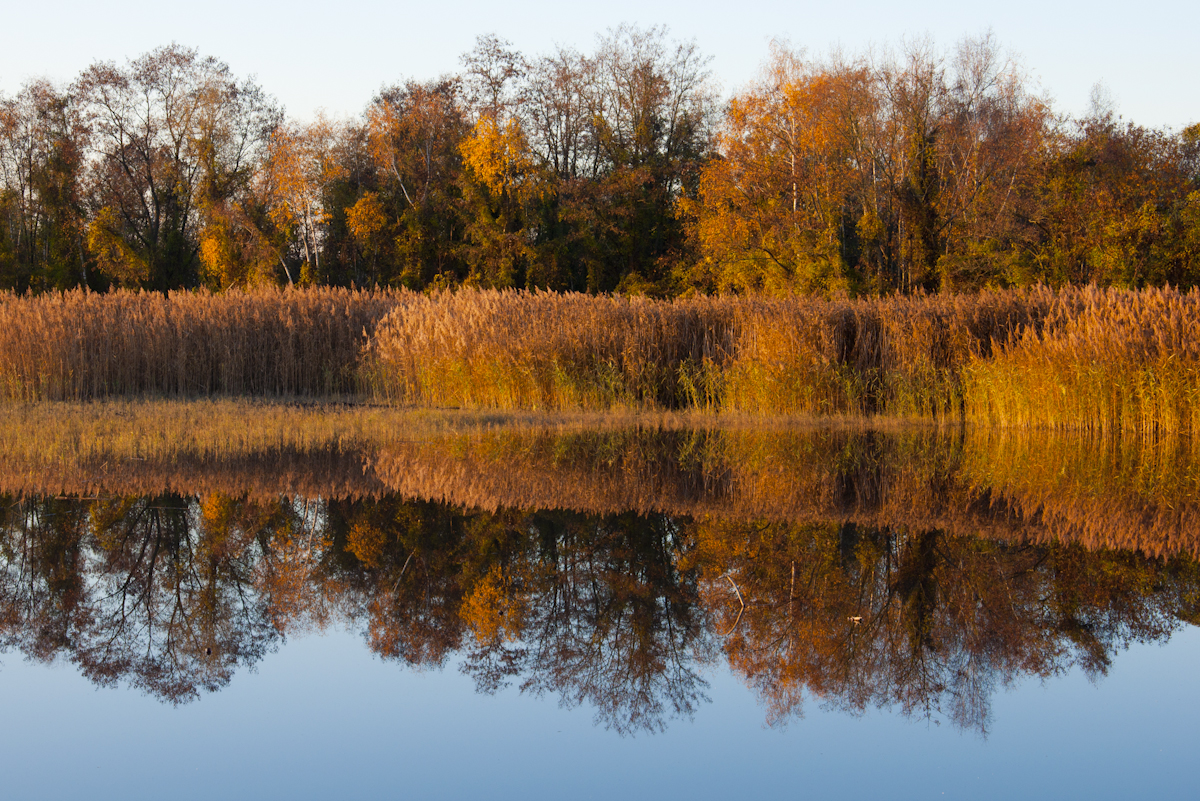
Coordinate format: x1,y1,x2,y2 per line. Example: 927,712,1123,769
0,495,90,662
0,493,289,703
683,519,1197,733
326,497,480,666
256,497,334,634
2,490,1199,734
326,501,711,734
461,511,710,735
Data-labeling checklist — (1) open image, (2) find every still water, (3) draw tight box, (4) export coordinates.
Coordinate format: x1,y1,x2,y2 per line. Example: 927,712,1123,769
1,422,1197,799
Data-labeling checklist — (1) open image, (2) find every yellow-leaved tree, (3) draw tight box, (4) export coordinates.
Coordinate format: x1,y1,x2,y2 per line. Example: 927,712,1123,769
261,115,345,284
87,206,149,287
681,45,873,295
458,114,544,287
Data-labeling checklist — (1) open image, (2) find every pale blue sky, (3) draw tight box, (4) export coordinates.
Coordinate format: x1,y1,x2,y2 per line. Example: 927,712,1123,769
1,0,1195,130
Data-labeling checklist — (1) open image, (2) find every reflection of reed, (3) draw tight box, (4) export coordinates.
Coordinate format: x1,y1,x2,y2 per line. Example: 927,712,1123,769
955,430,1200,557
1,401,1197,557
372,426,1200,558
0,447,385,499
372,428,726,515
0,400,404,498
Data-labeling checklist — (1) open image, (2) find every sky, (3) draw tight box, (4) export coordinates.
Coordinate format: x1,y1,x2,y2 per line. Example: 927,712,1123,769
1,0,1196,131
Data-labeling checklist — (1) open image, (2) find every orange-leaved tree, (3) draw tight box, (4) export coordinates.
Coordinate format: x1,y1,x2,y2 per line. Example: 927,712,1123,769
682,45,874,295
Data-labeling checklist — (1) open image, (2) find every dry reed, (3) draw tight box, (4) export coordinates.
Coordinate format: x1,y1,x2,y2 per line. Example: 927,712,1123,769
365,285,1200,432
963,285,1200,434
0,287,407,400
4,284,1200,433
363,287,1052,419
363,289,738,410
719,288,1051,417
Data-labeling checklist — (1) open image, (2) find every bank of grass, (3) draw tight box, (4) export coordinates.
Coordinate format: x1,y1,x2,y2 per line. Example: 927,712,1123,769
0,287,406,400
3,285,1200,432
365,285,1200,432
962,286,1200,434
363,287,1049,416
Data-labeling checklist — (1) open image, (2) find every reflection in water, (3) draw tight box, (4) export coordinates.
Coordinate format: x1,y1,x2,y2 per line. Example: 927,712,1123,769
2,486,1197,735
7,422,1200,556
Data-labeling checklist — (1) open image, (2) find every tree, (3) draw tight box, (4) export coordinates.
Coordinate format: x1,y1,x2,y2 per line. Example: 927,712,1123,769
550,25,716,293
685,35,1050,296
0,80,90,290
460,34,527,122
258,115,345,284
683,45,875,294
458,114,542,287
76,44,279,289
360,79,468,286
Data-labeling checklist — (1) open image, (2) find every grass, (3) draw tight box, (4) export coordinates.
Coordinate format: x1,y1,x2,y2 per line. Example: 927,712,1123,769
3,285,1200,432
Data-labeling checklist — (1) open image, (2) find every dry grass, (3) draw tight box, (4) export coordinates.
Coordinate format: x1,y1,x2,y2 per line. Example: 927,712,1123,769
0,287,406,400
719,289,1050,417
366,285,1200,432
3,285,1200,432
963,285,1200,434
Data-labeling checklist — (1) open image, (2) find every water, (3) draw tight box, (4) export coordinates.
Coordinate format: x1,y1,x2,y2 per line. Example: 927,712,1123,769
2,626,1196,800
0,422,1197,799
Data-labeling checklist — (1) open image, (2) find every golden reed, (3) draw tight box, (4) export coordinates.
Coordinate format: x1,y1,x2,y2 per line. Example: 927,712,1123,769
0,287,407,399
364,285,1200,432
3,285,1200,432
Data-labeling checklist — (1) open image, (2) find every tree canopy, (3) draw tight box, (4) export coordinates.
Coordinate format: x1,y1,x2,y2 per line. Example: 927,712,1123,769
1,31,1197,295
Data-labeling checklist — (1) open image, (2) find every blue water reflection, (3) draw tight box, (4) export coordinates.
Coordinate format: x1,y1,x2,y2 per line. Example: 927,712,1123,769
1,625,1196,800
3,422,1199,799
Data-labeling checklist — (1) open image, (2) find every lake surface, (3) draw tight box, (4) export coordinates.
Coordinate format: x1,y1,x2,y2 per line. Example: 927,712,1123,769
1,420,1197,799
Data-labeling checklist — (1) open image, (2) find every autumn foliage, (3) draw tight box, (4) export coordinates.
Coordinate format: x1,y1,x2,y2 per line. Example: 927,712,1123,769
3,33,1193,296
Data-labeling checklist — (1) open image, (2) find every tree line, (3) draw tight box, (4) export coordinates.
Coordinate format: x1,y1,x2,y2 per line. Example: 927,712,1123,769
1,29,1197,296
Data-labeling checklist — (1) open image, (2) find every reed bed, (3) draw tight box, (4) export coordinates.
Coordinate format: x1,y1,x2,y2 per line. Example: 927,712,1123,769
366,285,1200,431
363,289,739,410
363,286,1054,418
719,288,1051,417
4,285,1200,432
963,286,1200,434
0,287,406,400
